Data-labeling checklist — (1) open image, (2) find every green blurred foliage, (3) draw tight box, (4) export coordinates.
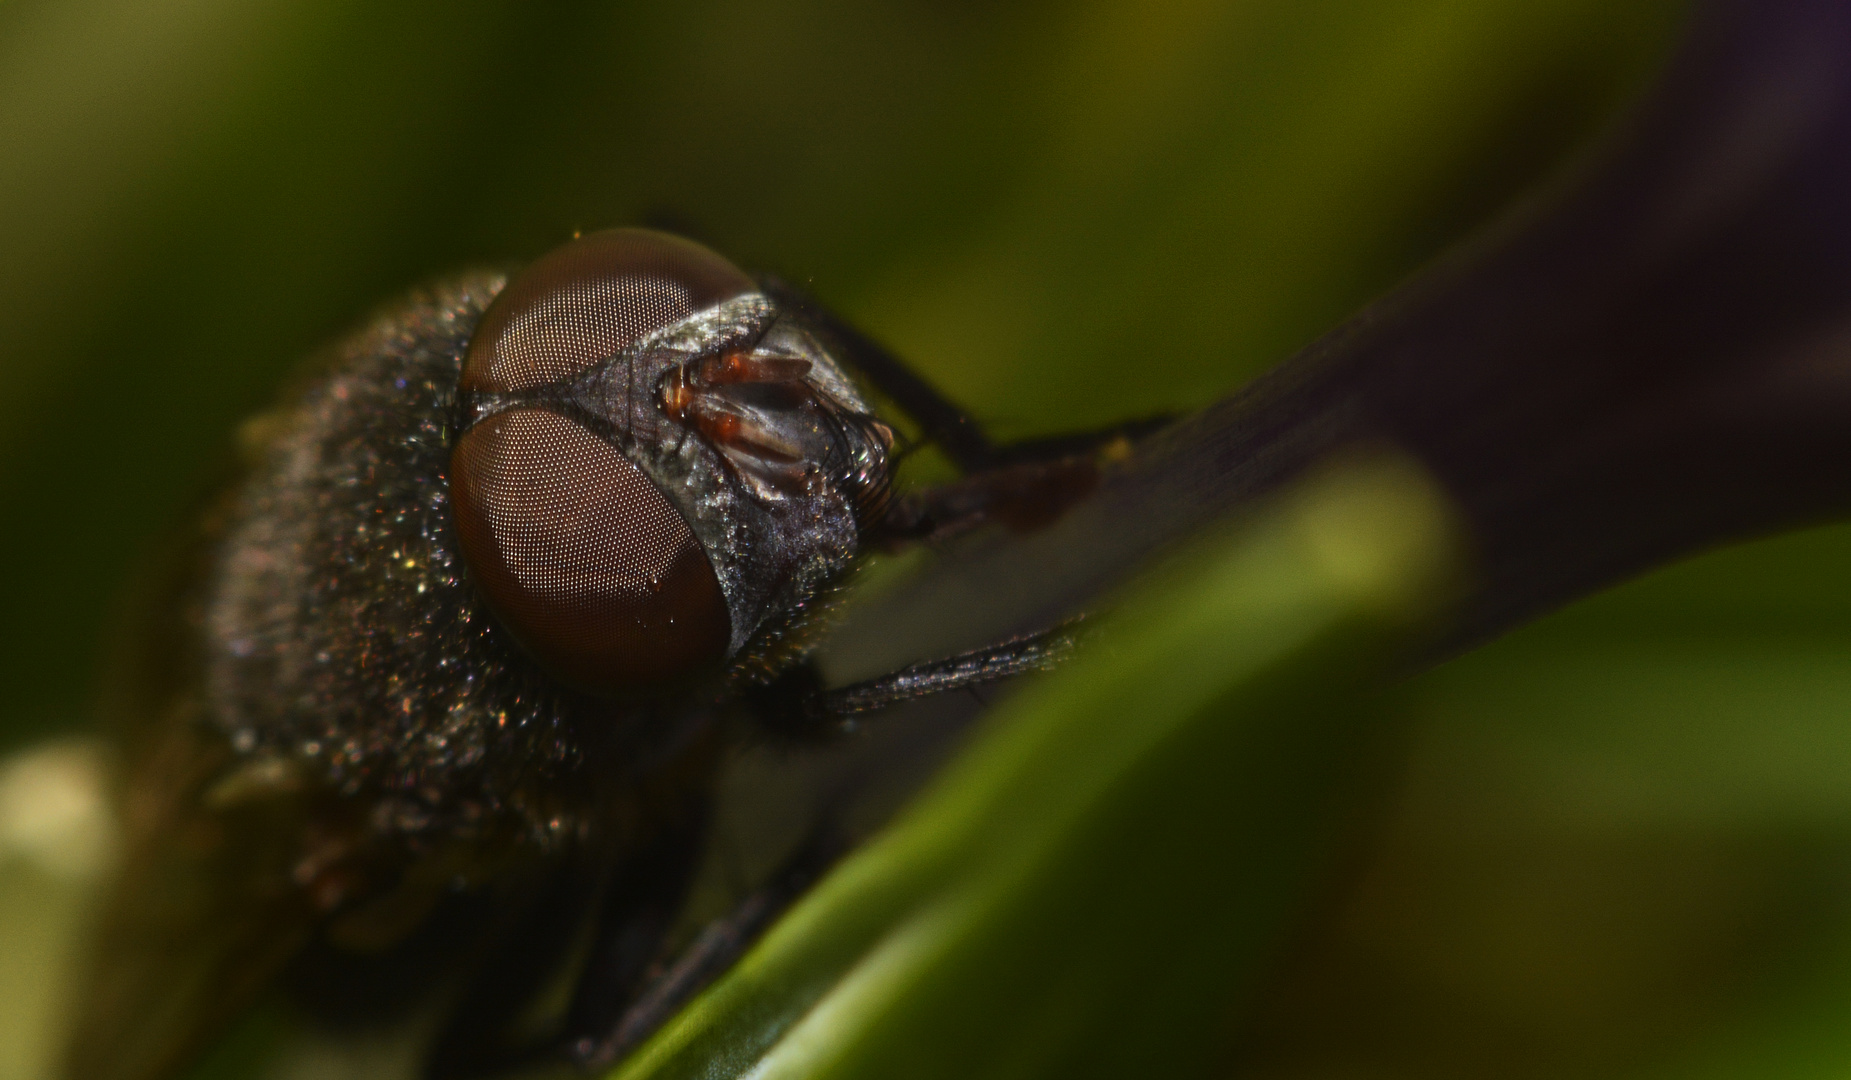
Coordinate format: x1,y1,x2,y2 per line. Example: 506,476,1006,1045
0,863,92,1080
30,1,1851,1080
1237,522,1851,1079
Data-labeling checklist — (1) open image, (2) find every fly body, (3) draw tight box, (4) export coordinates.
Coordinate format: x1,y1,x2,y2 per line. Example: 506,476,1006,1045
68,229,1146,1080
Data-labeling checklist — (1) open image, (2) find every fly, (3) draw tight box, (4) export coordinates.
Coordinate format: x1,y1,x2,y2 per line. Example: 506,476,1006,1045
66,229,1162,1080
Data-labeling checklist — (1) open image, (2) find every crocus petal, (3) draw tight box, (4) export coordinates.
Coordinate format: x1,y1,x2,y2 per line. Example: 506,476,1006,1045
831,0,1851,673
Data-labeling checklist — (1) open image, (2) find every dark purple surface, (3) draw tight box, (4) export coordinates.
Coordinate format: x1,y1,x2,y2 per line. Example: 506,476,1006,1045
830,0,1851,672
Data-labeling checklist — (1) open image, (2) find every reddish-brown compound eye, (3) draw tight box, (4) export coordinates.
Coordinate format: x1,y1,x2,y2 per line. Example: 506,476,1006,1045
450,408,729,694
460,228,756,393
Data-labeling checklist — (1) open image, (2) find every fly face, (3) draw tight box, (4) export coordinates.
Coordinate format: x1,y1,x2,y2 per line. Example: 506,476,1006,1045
72,228,1134,1080
450,230,894,696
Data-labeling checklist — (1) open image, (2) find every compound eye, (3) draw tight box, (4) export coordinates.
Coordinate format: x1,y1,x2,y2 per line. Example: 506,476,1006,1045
450,408,729,694
461,228,756,393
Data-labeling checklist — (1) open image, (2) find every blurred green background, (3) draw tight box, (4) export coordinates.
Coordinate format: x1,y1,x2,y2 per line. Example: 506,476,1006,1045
18,0,1851,1077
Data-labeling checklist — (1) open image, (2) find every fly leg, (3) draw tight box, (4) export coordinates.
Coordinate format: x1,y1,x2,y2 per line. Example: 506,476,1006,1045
563,817,851,1070
422,799,712,1080
758,275,999,472
746,620,1082,741
419,859,609,1080
869,456,1103,544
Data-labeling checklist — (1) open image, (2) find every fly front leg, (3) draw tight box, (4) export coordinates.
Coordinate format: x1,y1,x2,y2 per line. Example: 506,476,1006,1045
759,276,1171,544
758,275,1174,478
867,408,1178,547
